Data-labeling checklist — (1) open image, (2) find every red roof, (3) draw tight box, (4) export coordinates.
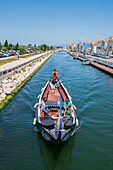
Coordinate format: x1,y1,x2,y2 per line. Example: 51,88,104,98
84,42,91,44
92,41,96,44
111,36,113,39
70,44,74,47
94,43,97,45
97,40,103,43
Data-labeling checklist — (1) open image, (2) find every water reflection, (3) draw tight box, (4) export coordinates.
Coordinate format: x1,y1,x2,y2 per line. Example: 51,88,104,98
37,133,74,170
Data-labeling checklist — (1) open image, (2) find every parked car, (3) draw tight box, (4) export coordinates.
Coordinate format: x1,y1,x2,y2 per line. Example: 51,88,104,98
101,55,109,59
3,52,9,57
109,55,113,58
97,54,102,57
94,53,98,56
91,52,95,56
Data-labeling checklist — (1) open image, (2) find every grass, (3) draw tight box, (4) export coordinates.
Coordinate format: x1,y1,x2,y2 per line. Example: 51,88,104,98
0,58,19,66
0,51,49,65
0,53,53,110
20,53,37,58
20,51,45,58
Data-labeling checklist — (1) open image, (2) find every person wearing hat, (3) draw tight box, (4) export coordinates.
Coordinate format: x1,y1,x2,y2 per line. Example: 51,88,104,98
52,69,58,85
64,104,75,117
38,97,49,115
63,99,73,112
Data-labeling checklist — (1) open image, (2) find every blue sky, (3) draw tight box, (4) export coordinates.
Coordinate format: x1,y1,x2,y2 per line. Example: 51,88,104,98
0,0,113,46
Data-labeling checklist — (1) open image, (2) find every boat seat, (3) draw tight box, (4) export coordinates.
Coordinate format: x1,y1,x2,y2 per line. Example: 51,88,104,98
45,101,59,108
50,107,58,111
40,117,55,129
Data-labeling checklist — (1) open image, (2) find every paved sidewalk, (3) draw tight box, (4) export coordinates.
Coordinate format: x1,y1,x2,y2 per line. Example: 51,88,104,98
0,51,51,72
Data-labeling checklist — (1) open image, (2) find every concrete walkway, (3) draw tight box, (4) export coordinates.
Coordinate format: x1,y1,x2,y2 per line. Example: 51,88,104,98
0,51,51,74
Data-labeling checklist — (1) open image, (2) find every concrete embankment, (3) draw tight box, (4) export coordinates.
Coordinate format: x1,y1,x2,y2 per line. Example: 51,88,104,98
0,51,54,110
68,52,113,76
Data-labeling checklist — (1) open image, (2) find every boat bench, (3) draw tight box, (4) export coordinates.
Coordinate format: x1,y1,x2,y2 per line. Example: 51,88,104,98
45,101,59,108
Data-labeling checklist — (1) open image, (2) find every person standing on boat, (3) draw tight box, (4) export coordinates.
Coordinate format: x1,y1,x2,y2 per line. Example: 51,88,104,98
52,69,58,85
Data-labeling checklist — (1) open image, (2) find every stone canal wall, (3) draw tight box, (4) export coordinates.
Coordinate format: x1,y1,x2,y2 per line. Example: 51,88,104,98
0,52,54,109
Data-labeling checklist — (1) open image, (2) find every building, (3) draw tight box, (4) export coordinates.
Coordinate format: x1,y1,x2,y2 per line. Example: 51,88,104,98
91,41,97,54
108,36,113,56
96,40,105,54
69,44,74,51
69,44,77,51
81,42,91,53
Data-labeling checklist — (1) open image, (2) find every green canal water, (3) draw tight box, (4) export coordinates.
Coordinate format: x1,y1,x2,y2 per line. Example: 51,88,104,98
0,52,113,170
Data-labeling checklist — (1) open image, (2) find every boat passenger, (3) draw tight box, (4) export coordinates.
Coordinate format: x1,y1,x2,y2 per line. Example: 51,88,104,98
55,79,61,88
39,97,49,115
52,69,58,78
63,99,73,111
52,69,58,85
64,105,75,117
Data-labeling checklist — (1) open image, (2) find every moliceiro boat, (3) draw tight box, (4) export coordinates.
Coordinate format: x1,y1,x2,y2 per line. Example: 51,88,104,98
33,74,78,141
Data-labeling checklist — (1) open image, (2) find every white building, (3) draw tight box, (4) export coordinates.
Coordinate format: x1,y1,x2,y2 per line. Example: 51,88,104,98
91,41,97,54
108,36,113,56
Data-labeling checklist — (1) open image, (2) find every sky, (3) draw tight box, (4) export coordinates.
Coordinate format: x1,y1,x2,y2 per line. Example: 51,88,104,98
0,0,113,46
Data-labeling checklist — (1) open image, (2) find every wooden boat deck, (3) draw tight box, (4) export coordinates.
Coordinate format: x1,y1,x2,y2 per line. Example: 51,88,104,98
48,109,60,116
47,88,60,105
41,86,66,118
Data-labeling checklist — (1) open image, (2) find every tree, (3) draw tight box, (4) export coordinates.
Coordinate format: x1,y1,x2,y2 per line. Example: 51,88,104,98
47,46,50,50
40,44,48,51
0,42,2,50
19,46,26,55
36,47,40,50
30,47,35,51
50,46,53,50
28,44,32,48
34,44,36,47
4,40,8,48
8,43,13,50
14,43,19,51
1,46,7,51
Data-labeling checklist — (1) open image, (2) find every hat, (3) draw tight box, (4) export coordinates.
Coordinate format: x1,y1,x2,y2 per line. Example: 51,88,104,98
66,99,69,102
54,69,56,71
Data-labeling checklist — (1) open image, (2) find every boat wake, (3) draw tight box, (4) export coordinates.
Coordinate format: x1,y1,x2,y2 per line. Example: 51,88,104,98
71,125,81,136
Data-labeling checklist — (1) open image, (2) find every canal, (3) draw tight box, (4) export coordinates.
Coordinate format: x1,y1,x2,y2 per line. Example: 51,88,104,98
0,51,113,170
